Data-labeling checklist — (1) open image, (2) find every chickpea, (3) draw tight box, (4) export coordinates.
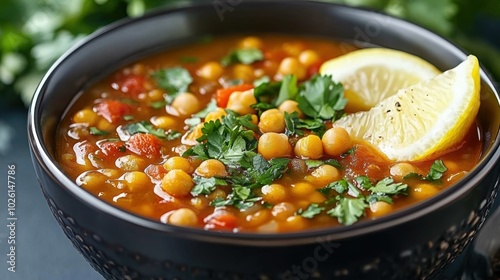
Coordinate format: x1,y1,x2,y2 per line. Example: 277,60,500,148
307,164,341,187
308,192,326,204
261,183,287,204
290,181,315,197
123,171,151,191
240,36,263,49
278,100,304,118
258,132,292,160
147,89,165,102
282,215,307,231
99,168,121,178
369,201,393,218
151,116,176,130
283,42,305,57
294,135,323,159
258,109,286,133
191,197,209,211
233,64,255,82
412,183,439,200
277,57,306,80
96,118,115,131
115,155,147,171
171,92,200,116
78,171,107,190
322,127,352,156
161,169,194,197
298,50,320,67
73,108,99,125
164,156,193,173
245,209,271,227
272,202,296,221
205,108,227,123
197,61,224,80
250,114,259,126
257,221,278,233
168,208,198,227
226,89,257,115
195,159,228,178
390,163,419,181
184,123,204,145
207,188,227,201
131,63,146,75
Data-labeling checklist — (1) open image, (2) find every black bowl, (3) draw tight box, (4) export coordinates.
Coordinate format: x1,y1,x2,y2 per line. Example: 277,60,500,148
28,1,500,279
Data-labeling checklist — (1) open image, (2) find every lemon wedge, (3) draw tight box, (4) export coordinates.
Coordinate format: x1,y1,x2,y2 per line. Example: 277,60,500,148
334,55,480,161
320,48,441,111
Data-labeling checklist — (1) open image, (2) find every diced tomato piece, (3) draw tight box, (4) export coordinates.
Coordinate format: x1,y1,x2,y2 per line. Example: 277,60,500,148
126,133,162,158
94,100,132,123
342,144,388,181
306,61,323,79
264,49,288,61
216,84,254,108
114,74,146,96
145,164,168,181
97,140,126,161
203,210,238,231
73,141,96,165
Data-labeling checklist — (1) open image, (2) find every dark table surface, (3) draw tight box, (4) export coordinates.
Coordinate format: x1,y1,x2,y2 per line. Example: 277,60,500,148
0,107,498,280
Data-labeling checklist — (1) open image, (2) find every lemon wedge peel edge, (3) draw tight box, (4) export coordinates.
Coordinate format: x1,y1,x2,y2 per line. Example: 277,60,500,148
334,55,481,162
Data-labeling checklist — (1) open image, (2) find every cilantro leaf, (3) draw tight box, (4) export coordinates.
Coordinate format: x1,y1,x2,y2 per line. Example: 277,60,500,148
298,203,325,219
305,159,341,169
89,127,109,136
284,111,303,137
275,74,299,106
320,178,350,195
296,74,346,120
403,159,447,183
369,177,408,195
426,159,447,181
151,66,192,99
327,197,368,226
149,100,167,109
284,111,326,137
355,176,373,189
183,113,258,167
253,79,282,104
253,75,270,87
124,121,180,140
191,176,227,196
366,194,393,205
221,48,264,66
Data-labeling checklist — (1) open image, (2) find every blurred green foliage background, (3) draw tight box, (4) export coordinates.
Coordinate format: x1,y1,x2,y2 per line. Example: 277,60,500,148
1,0,499,107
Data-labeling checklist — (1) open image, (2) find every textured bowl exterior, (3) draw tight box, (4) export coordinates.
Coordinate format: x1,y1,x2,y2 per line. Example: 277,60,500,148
28,1,500,279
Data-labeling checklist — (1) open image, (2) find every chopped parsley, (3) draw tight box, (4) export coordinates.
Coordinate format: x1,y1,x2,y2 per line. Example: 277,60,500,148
191,176,228,196
304,159,341,169
296,74,346,121
298,203,325,219
404,159,448,183
327,197,368,226
89,127,109,136
307,176,408,225
124,121,181,140
151,66,193,101
221,48,264,66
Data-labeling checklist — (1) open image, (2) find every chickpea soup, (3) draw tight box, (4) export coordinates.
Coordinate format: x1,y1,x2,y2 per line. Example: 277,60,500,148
56,35,482,233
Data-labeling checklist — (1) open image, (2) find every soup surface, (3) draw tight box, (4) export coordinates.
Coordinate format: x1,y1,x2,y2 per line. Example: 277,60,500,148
56,35,482,233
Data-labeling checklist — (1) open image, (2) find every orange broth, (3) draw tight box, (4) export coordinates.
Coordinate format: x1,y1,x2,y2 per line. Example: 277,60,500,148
56,35,482,233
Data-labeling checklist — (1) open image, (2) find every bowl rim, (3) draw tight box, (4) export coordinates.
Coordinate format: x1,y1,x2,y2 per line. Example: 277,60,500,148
28,0,500,246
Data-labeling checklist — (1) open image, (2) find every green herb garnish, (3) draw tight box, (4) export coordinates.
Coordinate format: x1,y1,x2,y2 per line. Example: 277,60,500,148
221,48,264,66
151,66,193,101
